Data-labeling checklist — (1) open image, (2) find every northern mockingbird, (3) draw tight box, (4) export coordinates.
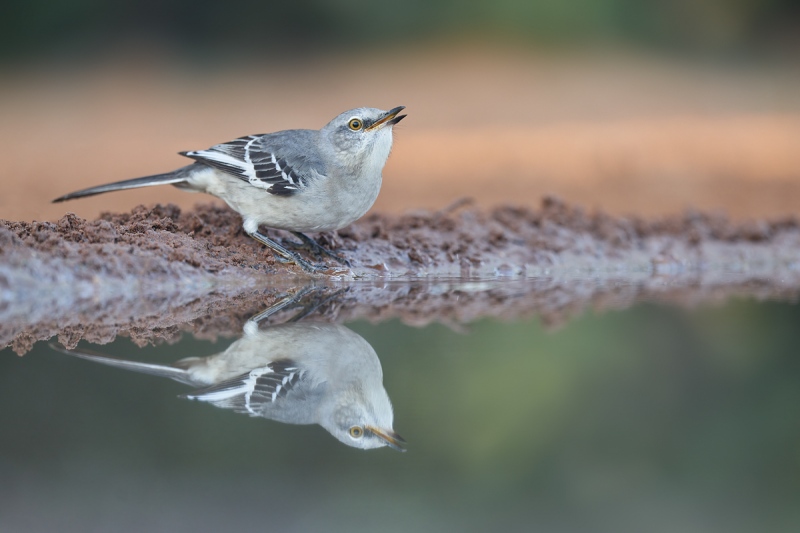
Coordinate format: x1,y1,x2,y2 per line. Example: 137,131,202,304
50,318,405,451
53,106,406,273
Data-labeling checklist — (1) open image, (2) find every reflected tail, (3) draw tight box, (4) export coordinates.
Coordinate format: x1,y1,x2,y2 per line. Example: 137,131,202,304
49,343,191,384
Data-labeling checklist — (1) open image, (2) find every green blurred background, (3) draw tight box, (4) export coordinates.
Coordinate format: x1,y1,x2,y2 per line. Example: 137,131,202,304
3,0,799,64
1,300,799,532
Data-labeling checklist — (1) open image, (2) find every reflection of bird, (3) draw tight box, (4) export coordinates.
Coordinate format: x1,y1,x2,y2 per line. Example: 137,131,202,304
51,321,404,451
52,106,406,272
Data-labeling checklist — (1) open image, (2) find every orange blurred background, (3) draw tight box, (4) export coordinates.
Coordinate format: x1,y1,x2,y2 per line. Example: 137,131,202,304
1,2,799,222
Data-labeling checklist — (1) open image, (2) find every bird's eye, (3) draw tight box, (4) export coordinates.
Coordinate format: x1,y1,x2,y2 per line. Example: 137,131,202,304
348,118,363,131
349,426,364,439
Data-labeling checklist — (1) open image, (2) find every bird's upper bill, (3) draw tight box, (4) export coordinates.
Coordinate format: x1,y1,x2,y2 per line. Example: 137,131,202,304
367,425,407,452
365,106,406,131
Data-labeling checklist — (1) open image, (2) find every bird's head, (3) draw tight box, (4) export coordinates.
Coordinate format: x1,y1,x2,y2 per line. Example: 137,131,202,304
323,385,406,451
321,106,406,172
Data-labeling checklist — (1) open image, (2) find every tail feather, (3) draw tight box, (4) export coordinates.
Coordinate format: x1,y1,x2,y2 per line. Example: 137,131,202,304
52,171,188,203
49,343,192,384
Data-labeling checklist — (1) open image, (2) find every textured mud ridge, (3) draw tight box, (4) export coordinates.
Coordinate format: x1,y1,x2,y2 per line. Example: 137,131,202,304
3,276,799,356
2,197,800,354
3,197,800,279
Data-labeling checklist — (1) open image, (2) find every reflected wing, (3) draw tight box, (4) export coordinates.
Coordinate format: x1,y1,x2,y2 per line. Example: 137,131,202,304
180,135,311,196
184,359,307,415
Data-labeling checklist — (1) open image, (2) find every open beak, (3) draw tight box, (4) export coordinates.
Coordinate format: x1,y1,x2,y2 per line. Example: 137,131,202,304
366,106,406,131
367,426,407,452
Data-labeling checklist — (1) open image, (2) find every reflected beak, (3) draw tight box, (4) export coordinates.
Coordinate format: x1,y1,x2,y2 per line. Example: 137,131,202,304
366,106,406,131
367,426,407,452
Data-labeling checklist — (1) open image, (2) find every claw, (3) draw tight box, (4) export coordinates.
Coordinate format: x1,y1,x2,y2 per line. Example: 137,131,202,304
249,230,328,274
290,232,351,267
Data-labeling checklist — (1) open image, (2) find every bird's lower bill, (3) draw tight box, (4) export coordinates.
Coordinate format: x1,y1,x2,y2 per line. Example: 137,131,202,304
367,425,407,451
366,106,406,131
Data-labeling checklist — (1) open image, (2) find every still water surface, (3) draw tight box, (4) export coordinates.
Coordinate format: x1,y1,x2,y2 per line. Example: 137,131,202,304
1,282,799,532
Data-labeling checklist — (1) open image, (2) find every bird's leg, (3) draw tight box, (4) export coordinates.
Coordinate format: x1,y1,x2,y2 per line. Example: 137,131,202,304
286,287,349,323
248,286,320,325
246,286,347,329
248,230,327,273
290,232,351,267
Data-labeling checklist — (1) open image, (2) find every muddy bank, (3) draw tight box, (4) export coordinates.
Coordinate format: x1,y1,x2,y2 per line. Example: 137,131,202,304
3,197,800,279
2,198,800,353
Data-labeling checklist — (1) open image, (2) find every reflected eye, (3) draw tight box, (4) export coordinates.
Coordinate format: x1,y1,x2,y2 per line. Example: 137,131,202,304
348,118,363,131
349,426,364,439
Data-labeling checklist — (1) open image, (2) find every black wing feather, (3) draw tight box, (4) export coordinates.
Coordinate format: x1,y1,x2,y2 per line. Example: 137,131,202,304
179,135,308,196
184,359,306,416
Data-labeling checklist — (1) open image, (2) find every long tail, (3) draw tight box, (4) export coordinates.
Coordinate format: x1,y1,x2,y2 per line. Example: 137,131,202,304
49,342,192,384
52,167,192,203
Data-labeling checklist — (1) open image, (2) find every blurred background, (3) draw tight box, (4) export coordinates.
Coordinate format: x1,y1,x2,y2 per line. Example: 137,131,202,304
1,0,799,222
3,5,800,530
2,301,800,532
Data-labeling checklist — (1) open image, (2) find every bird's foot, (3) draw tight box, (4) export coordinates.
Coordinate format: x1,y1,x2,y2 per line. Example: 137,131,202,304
247,286,349,328
270,250,328,273
250,230,329,274
287,232,352,267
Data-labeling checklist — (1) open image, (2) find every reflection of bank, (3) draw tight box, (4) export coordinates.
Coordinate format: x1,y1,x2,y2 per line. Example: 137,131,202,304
51,291,405,451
